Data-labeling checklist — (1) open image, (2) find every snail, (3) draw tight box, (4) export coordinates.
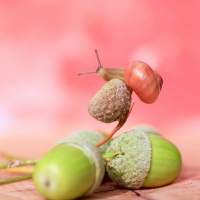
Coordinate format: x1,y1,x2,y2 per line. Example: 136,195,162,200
78,50,163,104
78,50,163,147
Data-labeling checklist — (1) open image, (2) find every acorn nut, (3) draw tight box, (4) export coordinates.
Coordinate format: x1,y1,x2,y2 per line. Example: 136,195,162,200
33,138,105,200
104,130,182,189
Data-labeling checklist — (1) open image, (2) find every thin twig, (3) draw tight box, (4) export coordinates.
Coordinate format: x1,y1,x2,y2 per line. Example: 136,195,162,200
0,174,32,185
96,103,134,147
0,159,39,170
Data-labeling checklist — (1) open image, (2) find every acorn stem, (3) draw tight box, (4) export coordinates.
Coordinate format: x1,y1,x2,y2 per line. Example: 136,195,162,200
96,121,125,147
2,166,34,174
96,103,134,147
0,174,32,185
0,159,38,185
102,151,123,162
0,159,39,169
0,153,36,174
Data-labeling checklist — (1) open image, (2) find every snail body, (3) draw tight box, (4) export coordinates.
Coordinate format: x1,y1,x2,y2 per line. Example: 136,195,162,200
78,50,163,104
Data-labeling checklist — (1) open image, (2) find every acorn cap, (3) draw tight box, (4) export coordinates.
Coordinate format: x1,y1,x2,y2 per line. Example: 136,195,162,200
88,78,132,123
130,123,161,135
33,138,105,199
105,130,151,189
54,130,109,153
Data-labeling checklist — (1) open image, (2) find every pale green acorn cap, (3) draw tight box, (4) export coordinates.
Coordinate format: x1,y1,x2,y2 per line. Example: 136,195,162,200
105,130,151,189
130,123,161,136
54,130,109,153
58,137,105,195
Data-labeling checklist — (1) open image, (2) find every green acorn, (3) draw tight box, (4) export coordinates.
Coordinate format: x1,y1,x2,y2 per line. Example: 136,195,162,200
104,130,182,189
54,130,109,153
33,138,105,200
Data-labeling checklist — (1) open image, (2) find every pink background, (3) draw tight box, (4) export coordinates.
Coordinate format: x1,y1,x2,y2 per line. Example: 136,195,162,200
0,1,200,156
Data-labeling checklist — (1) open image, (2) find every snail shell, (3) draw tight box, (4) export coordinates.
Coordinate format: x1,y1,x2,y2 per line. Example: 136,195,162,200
124,61,163,104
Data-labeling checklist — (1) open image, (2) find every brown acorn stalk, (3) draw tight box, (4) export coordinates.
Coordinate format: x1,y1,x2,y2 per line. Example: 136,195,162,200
88,78,133,147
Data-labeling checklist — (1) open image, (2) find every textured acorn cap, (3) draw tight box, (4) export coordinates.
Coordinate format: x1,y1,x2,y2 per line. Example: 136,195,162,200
54,130,109,153
130,123,161,135
88,78,132,123
105,130,151,189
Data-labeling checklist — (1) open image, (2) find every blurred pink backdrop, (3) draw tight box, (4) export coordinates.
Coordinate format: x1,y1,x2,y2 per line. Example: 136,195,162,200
0,0,200,150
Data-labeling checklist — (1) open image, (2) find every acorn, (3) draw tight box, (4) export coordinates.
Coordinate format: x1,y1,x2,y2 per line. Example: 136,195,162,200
54,130,109,153
88,78,132,123
104,130,182,189
33,138,105,200
130,122,161,135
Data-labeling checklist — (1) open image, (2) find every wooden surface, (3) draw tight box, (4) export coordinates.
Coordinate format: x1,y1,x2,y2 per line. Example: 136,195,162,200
0,130,199,200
